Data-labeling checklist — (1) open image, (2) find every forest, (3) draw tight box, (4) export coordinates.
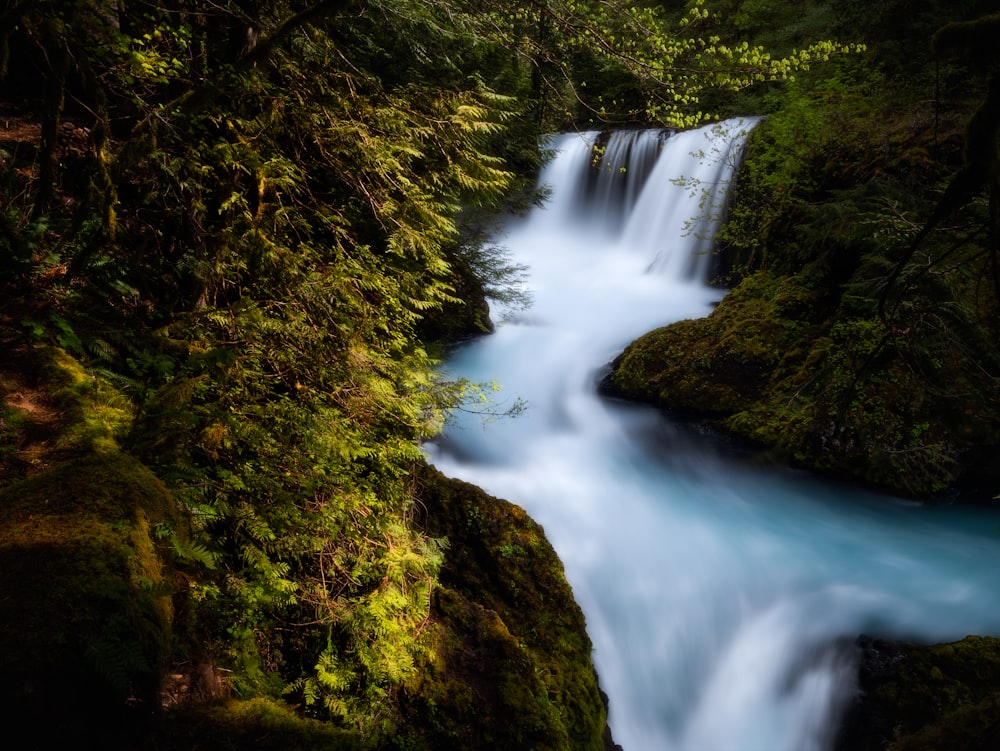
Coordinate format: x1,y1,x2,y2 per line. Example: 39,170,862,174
0,0,998,749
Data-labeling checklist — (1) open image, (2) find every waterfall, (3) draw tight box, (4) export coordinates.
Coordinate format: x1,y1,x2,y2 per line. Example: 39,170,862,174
428,119,1000,751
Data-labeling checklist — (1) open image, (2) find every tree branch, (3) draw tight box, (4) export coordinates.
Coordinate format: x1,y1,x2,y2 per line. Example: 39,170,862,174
235,0,355,73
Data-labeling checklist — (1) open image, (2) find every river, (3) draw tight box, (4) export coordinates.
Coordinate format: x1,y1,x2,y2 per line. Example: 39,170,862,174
426,120,1000,751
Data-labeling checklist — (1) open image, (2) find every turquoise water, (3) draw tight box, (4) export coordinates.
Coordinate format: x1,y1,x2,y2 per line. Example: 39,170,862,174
428,122,1000,751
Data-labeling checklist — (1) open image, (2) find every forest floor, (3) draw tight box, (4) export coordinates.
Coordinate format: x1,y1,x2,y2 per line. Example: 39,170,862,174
0,334,68,485
0,104,89,485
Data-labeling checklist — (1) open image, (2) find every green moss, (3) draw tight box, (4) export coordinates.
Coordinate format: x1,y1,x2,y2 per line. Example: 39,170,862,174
889,697,1000,751
0,452,180,748
400,463,609,751
41,346,134,455
0,400,30,475
609,271,822,416
401,588,568,751
607,245,996,497
842,636,1000,751
151,697,367,751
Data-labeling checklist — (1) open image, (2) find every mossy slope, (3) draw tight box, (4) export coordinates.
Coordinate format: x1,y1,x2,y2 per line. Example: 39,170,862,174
150,698,366,751
0,343,614,750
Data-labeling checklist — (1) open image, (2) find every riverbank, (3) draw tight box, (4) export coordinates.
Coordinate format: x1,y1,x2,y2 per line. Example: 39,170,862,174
0,339,616,750
602,36,1000,500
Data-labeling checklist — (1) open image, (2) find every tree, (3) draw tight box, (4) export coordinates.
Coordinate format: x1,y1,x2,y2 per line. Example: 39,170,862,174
463,0,861,128
879,12,1000,321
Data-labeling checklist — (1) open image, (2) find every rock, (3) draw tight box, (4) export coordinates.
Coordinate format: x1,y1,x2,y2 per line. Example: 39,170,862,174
0,453,181,750
403,462,618,751
834,635,1000,751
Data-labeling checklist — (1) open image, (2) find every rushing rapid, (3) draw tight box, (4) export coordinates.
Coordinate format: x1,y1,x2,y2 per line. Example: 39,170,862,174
427,120,1000,751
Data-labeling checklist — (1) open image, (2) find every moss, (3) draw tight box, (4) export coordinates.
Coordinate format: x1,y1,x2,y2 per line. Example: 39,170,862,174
400,463,610,751
606,250,998,497
40,346,134,455
607,271,823,416
149,697,367,751
400,588,568,751
0,399,31,477
837,636,1000,751
888,697,1000,751
0,452,180,749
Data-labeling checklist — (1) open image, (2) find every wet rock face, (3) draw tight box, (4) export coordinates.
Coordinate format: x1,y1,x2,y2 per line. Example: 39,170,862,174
834,635,1000,751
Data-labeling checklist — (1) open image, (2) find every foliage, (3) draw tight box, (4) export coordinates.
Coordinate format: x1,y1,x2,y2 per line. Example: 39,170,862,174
607,4,1000,499
477,0,863,128
1,0,542,731
0,0,877,742
829,0,996,84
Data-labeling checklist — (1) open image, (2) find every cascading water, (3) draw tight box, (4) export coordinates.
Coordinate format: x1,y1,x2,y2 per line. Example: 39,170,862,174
427,119,1000,751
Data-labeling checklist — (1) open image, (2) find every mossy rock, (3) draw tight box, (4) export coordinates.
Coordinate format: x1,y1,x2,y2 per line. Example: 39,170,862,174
607,315,775,414
604,261,999,497
39,345,134,455
836,636,1000,751
605,271,822,416
149,697,367,751
0,452,180,749
401,463,613,751
603,269,830,467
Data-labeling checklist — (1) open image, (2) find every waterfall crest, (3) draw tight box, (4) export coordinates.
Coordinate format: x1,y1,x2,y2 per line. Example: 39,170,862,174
429,119,1000,751
533,121,757,281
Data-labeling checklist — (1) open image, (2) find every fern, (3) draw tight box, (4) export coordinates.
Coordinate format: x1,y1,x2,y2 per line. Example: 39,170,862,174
169,536,218,570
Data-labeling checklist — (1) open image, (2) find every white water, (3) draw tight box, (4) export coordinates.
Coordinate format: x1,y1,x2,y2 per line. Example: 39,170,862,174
427,120,1000,751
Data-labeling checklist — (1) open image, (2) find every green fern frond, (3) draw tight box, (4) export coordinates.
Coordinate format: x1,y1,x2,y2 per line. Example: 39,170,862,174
170,536,218,570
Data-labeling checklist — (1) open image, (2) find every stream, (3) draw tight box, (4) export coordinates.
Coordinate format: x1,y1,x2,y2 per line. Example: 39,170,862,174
426,120,1000,751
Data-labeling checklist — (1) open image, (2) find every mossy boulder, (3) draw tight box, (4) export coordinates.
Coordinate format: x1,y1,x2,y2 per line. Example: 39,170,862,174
401,463,616,751
603,264,1000,498
151,697,366,751
0,452,180,749
835,636,1000,751
605,271,824,416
